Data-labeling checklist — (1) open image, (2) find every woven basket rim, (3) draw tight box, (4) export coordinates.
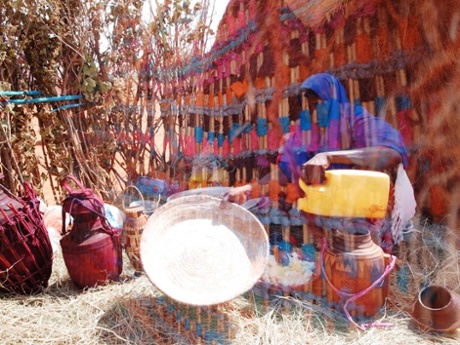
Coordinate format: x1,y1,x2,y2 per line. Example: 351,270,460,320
140,195,269,305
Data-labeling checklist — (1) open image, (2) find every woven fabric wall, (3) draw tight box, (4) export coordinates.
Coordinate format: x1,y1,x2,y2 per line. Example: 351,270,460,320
149,0,460,236
158,0,421,197
143,0,460,310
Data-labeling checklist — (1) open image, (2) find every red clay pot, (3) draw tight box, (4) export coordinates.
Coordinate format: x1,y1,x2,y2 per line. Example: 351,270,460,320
412,285,460,333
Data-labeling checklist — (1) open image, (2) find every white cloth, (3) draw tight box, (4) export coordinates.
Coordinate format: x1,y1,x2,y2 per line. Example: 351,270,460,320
391,163,417,242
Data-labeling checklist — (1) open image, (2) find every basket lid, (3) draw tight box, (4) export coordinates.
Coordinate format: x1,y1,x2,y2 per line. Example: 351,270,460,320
140,195,269,306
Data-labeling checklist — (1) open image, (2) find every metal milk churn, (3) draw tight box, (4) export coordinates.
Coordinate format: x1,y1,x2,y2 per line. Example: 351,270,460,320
323,229,390,317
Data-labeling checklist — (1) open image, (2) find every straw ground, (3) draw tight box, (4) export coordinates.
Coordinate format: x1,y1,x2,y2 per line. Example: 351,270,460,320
0,216,459,344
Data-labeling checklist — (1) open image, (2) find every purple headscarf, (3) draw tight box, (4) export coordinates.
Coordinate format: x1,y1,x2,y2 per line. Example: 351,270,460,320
279,73,409,181
300,72,350,104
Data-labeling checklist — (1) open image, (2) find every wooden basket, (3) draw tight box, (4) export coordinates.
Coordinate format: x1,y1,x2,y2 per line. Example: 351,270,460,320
122,185,159,272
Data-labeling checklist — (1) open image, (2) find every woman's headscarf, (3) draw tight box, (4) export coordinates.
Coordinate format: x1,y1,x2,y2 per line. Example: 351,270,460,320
279,73,409,182
301,73,409,165
300,72,349,105
300,73,354,151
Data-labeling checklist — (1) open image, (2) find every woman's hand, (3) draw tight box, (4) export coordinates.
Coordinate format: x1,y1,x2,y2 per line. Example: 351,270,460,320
300,152,330,185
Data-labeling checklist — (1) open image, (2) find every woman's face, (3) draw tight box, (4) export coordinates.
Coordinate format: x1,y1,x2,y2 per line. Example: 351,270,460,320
304,89,321,113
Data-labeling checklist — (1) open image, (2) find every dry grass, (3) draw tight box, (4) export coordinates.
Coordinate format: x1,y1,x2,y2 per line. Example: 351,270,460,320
0,218,459,345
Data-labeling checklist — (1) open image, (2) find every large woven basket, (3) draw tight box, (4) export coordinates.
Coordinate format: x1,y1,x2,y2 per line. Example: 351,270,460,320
140,195,269,305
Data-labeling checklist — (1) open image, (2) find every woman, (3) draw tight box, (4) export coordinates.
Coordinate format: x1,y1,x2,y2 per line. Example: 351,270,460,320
228,73,416,253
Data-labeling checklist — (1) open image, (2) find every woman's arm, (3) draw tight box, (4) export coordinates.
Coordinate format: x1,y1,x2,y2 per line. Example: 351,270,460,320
224,166,290,203
300,146,403,184
327,146,402,169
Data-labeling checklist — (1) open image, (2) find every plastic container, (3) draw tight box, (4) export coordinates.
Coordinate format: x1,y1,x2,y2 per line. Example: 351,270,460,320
298,170,390,218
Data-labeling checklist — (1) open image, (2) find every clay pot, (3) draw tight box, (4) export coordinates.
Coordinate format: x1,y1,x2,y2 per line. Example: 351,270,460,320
323,229,391,317
412,285,460,333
